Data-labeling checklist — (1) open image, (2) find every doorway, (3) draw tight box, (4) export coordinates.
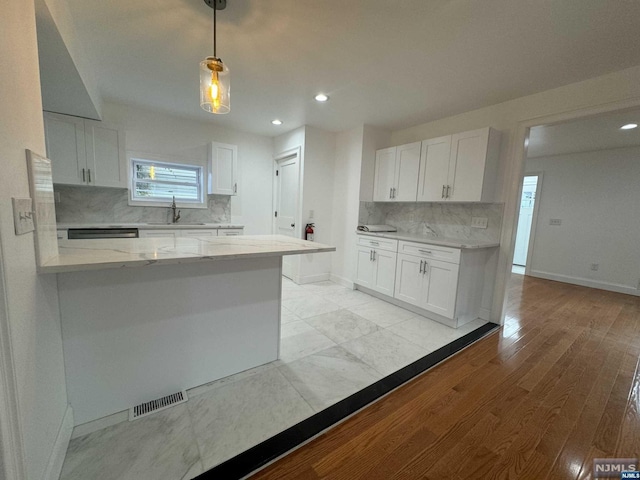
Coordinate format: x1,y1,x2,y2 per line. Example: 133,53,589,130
273,149,301,280
512,174,541,274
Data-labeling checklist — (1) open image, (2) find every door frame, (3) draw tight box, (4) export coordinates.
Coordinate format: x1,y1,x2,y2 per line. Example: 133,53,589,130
496,97,640,324
272,146,302,238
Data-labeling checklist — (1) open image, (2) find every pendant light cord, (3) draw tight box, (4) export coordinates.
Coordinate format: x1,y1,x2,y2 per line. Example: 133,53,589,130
213,1,217,58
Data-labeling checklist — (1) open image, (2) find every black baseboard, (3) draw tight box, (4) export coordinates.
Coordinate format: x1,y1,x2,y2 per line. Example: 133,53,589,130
195,322,499,479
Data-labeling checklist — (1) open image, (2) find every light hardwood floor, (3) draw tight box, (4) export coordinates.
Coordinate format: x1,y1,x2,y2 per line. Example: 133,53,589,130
250,274,640,479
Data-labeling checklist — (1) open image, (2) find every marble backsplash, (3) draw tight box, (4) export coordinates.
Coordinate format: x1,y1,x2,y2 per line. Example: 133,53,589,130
359,202,503,243
54,186,231,224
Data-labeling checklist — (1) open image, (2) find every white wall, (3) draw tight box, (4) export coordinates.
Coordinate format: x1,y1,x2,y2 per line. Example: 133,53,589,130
102,102,274,235
525,146,640,295
299,126,336,283
330,127,364,286
0,1,69,479
389,64,640,321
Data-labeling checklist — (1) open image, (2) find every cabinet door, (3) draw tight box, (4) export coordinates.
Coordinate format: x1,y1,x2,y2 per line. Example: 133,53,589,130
181,229,217,237
417,136,451,202
139,230,179,239
373,147,396,202
44,112,87,185
372,249,397,296
218,229,243,236
355,246,375,288
447,128,489,202
84,120,126,188
394,142,421,201
421,259,459,319
394,253,423,307
209,142,238,195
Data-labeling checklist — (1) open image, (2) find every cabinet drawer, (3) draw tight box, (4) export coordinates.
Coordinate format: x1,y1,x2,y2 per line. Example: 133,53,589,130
181,229,217,237
218,228,244,236
139,230,178,239
356,235,398,252
398,241,460,264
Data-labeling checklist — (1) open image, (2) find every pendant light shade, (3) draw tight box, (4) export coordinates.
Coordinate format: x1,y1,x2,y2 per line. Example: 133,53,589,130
200,57,230,114
200,0,230,114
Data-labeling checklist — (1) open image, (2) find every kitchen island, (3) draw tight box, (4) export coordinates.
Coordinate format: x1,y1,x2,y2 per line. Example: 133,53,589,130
40,235,335,425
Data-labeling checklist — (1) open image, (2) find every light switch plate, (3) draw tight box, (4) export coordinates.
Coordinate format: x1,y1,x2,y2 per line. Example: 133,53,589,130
471,217,488,229
549,218,562,226
12,197,35,235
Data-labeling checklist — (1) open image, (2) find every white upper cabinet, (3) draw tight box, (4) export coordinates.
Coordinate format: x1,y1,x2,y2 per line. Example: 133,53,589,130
447,127,501,202
44,112,126,188
417,135,451,202
208,142,238,195
373,147,396,201
373,142,421,202
84,119,127,188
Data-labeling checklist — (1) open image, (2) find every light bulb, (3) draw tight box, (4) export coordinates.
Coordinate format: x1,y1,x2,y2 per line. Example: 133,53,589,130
209,72,221,109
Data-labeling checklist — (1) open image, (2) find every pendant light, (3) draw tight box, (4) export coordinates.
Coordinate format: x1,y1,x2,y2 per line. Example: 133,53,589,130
200,0,230,114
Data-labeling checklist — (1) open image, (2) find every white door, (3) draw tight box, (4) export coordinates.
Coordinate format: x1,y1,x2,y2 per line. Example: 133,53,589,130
421,259,459,319
44,112,87,185
373,147,396,202
275,154,300,279
372,250,397,296
394,142,421,201
84,120,126,188
209,142,238,195
448,128,489,202
394,253,423,307
417,135,452,202
513,176,539,266
355,246,375,288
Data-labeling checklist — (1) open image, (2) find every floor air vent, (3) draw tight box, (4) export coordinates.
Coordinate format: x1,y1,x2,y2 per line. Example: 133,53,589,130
129,391,188,421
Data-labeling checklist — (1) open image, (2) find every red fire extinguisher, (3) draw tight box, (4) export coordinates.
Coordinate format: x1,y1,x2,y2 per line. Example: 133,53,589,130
305,223,315,241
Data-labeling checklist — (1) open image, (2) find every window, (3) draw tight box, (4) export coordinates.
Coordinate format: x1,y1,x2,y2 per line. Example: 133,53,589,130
129,156,205,207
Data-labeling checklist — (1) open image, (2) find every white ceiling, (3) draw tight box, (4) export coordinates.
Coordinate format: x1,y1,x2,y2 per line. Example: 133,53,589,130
62,0,640,137
527,108,640,158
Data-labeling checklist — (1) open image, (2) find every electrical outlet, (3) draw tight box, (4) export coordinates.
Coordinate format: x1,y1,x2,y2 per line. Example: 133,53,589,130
549,219,562,226
590,263,599,271
309,209,314,219
12,197,34,235
471,217,488,229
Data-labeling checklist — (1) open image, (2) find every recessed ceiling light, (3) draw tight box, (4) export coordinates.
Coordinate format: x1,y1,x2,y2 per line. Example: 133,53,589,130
271,119,283,125
314,93,329,102
620,123,638,130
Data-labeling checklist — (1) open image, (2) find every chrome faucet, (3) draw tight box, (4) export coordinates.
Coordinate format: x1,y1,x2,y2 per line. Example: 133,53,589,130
170,196,181,224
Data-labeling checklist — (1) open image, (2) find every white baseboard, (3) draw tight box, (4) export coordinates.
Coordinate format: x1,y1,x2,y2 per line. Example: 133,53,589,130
296,273,331,285
71,409,128,439
329,274,354,289
529,270,640,297
43,405,73,480
479,307,491,321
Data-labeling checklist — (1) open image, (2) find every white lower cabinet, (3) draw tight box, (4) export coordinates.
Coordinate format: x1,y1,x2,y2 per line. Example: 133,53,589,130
181,229,218,237
395,254,459,319
356,235,495,328
355,236,398,296
218,228,244,236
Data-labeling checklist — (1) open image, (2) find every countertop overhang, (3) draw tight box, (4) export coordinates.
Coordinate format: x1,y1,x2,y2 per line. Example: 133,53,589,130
56,223,244,230
40,235,335,274
356,231,499,249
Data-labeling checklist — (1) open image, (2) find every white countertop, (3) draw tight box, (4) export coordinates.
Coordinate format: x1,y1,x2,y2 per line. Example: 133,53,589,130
40,235,335,274
357,231,499,249
56,223,244,230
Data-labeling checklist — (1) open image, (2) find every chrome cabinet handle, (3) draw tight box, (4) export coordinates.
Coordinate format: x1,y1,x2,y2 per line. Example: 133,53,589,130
419,260,424,273
441,185,445,199
370,241,379,246
423,262,429,275
389,187,393,199
291,223,295,228
87,169,91,183
372,250,376,261
82,168,86,182
419,249,432,255
234,183,237,194
369,250,373,261
392,187,396,199
446,185,451,198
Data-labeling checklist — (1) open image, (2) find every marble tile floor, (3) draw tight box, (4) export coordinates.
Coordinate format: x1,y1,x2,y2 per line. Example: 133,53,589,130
59,277,488,480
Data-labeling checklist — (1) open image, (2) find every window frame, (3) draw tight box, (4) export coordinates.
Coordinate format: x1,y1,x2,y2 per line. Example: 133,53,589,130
127,152,207,209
